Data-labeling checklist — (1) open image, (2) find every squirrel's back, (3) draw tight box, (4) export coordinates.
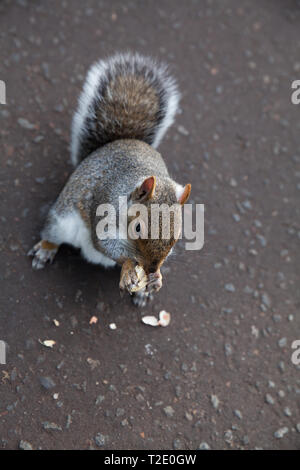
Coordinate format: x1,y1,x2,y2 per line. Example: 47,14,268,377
71,52,180,166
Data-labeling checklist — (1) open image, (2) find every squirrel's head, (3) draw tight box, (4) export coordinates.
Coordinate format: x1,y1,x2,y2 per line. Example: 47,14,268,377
127,176,191,275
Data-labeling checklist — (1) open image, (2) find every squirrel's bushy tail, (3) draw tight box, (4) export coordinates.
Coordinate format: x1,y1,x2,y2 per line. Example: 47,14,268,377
71,52,180,166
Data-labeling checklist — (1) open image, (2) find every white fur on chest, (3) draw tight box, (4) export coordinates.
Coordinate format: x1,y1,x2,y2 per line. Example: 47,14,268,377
43,210,116,267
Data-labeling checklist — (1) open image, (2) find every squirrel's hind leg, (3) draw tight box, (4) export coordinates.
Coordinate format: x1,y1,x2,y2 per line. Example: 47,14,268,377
28,240,59,270
28,208,64,269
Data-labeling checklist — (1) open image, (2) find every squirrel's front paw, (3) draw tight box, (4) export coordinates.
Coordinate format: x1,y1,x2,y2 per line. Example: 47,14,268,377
28,240,58,270
146,271,162,293
119,260,148,295
119,259,139,294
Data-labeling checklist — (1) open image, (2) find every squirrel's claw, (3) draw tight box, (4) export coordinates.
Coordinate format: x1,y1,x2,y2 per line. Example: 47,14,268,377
119,270,139,294
28,240,58,270
119,259,140,294
119,260,162,297
146,271,162,293
132,289,154,308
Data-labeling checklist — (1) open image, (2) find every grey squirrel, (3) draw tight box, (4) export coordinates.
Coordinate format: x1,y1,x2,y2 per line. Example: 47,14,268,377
28,52,191,306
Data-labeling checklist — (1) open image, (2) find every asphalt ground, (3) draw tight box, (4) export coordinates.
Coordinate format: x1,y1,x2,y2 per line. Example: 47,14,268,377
0,0,299,450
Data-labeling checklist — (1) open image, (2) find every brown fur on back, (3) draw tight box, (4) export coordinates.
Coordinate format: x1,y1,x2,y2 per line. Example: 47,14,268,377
96,74,160,143
72,52,179,164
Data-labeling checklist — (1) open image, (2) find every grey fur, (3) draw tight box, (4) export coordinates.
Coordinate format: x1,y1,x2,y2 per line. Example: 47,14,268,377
71,52,180,166
42,139,178,263
29,53,186,306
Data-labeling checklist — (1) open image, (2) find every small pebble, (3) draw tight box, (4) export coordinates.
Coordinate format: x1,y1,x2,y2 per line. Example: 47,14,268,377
39,376,56,390
274,427,289,439
18,118,36,130
211,395,220,409
163,406,175,418
177,125,189,136
278,337,287,348
199,442,210,450
42,421,62,431
229,178,237,187
224,343,233,356
173,438,184,450
224,283,235,293
95,433,106,447
234,409,243,420
265,394,275,405
19,440,33,450
95,395,105,405
261,293,271,308
283,407,292,417
224,430,233,443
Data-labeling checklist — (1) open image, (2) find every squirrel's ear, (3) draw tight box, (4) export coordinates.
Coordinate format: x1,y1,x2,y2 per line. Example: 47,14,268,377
132,176,156,202
177,184,191,205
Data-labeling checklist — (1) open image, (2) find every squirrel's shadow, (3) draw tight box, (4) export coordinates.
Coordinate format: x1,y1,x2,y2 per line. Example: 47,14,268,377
53,244,122,307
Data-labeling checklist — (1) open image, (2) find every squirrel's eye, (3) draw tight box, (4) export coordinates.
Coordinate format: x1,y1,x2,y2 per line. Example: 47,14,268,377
135,223,141,233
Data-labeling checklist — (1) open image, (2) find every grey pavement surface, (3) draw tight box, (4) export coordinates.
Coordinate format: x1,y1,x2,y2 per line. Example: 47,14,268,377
0,0,300,450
